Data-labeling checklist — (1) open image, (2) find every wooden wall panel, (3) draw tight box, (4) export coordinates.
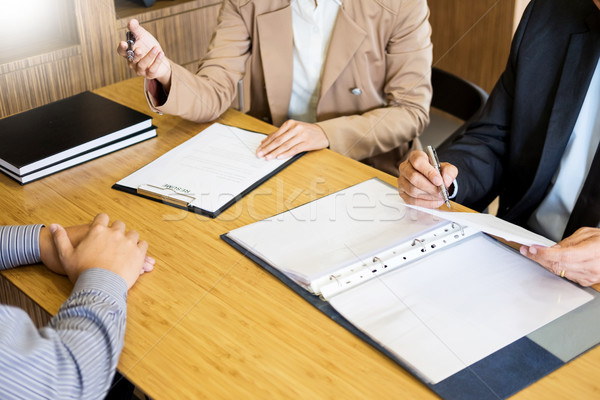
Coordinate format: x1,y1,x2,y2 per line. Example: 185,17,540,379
429,0,517,93
0,55,87,118
0,0,221,118
75,0,122,89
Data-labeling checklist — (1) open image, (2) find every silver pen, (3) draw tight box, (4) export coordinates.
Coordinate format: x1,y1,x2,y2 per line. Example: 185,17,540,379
126,31,135,62
426,145,451,209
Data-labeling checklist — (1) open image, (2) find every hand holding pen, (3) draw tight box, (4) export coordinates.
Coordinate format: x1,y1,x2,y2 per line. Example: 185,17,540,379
397,148,458,209
426,146,451,209
116,19,172,90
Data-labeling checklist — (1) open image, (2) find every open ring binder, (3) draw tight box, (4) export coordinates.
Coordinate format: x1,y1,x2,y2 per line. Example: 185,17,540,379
221,178,596,399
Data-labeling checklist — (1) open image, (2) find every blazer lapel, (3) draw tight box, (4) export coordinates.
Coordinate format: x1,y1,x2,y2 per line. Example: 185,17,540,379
319,6,366,99
257,5,294,126
533,19,600,189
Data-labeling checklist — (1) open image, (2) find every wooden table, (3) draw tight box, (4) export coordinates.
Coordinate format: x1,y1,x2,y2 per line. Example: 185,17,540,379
1,78,599,400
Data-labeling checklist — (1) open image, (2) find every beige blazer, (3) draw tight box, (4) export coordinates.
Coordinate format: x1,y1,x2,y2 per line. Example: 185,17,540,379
148,0,432,176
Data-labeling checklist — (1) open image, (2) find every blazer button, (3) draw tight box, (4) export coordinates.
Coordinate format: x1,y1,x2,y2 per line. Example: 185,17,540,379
351,87,362,96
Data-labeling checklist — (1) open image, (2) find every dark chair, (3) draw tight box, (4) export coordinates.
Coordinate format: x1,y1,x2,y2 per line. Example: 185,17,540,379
420,67,489,150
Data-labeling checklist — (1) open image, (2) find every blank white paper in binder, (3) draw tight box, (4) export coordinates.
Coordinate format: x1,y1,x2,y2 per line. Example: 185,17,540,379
224,178,593,384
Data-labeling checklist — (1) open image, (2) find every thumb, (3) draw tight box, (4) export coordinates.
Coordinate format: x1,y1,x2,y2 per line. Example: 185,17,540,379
128,19,143,38
49,224,74,260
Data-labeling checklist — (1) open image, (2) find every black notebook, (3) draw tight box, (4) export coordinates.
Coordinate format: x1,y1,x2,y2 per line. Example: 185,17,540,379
0,91,154,181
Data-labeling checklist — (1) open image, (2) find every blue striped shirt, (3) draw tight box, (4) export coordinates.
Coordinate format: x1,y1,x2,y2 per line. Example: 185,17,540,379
0,225,128,400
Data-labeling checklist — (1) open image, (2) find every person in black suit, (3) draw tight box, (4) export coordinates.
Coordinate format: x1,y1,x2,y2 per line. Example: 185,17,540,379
397,0,600,286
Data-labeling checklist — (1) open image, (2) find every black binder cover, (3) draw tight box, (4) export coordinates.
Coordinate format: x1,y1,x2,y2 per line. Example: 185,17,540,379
0,91,152,175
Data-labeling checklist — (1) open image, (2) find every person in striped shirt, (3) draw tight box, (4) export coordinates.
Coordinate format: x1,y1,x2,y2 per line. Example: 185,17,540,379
0,213,155,400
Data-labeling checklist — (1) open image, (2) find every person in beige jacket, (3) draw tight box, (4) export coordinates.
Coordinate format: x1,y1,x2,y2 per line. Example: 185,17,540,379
117,0,432,176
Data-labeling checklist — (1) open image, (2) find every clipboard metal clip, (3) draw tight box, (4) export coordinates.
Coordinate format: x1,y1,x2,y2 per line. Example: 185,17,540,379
137,184,196,207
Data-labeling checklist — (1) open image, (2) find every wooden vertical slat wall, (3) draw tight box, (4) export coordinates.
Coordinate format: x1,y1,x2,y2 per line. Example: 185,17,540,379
74,0,122,89
430,0,517,93
0,0,220,119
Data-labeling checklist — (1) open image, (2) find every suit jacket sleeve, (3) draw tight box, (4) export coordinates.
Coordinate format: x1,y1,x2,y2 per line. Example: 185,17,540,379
317,0,433,161
439,0,535,211
146,0,250,122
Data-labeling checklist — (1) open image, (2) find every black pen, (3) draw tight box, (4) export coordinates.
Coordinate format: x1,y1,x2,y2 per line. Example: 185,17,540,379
426,145,451,209
126,31,135,62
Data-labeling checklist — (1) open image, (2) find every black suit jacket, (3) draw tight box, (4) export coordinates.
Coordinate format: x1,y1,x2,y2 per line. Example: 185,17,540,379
441,0,600,229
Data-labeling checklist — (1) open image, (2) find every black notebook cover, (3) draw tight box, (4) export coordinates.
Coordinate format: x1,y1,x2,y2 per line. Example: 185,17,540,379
0,91,152,175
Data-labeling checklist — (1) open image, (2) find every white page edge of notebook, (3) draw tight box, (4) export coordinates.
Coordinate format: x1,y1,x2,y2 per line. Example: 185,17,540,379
0,128,156,184
1,119,152,176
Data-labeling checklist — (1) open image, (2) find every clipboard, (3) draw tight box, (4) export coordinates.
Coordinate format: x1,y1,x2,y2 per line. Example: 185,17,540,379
112,122,304,218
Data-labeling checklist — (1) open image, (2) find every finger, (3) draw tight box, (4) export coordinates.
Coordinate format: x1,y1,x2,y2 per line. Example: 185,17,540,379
440,163,458,187
523,246,596,280
117,41,128,57
111,220,126,233
557,263,597,286
142,259,155,272
397,174,441,201
49,224,74,259
126,230,140,243
138,239,149,254
522,244,599,286
128,19,141,37
275,142,307,159
257,122,293,155
400,164,442,198
146,51,166,77
265,133,303,159
257,134,288,157
260,134,297,159
397,176,444,207
143,256,156,272
409,151,443,186
91,213,110,227
530,244,594,266
135,46,161,75
399,192,444,208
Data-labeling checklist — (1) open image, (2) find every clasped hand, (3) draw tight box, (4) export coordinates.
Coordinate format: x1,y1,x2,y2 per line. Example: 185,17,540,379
40,213,154,289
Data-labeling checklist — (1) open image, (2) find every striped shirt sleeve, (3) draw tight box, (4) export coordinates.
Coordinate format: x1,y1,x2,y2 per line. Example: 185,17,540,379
0,268,129,400
0,225,43,270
